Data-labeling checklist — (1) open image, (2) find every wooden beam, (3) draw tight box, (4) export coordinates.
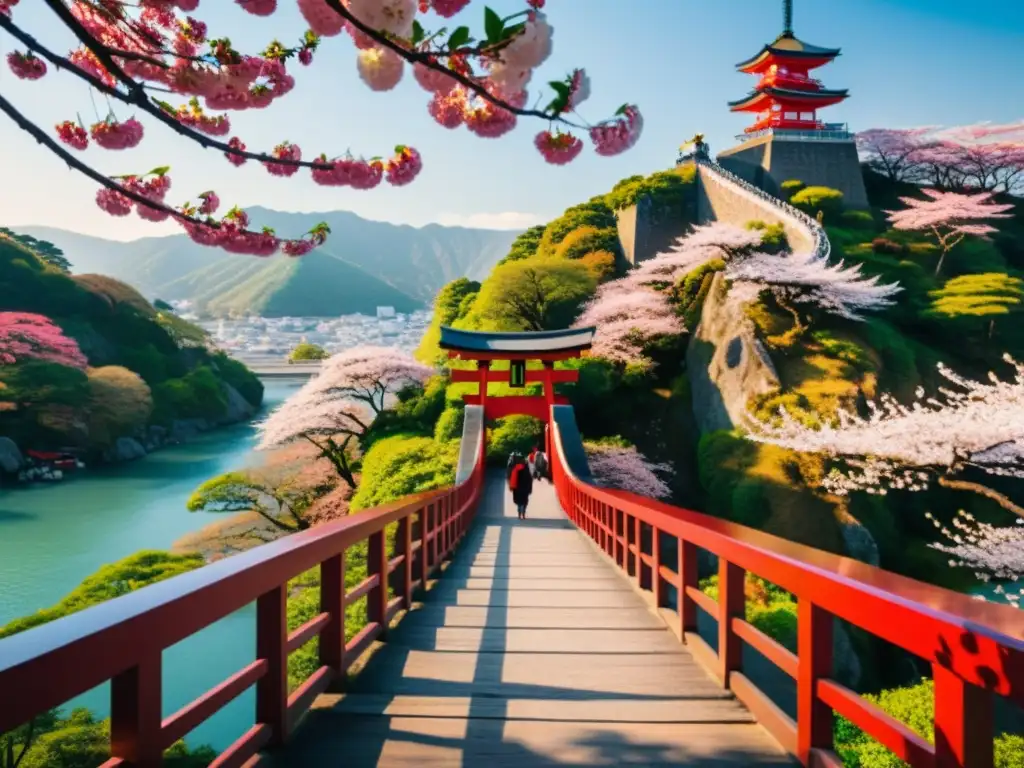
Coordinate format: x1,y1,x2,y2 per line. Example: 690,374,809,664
450,369,579,384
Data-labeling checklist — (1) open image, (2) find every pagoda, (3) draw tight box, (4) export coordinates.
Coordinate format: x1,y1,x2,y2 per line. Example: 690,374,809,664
728,0,848,135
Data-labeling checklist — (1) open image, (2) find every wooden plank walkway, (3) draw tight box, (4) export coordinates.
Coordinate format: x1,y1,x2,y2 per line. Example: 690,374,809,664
266,473,792,766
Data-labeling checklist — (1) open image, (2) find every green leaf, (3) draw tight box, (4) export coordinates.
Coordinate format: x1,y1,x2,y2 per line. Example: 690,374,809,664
448,25,471,50
412,19,425,45
148,166,171,177
394,145,408,154
483,7,504,43
151,99,177,115
500,22,525,41
615,103,630,116
549,81,570,99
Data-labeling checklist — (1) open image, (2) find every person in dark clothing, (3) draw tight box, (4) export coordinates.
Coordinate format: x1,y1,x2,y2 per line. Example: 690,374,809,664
530,444,548,480
508,455,534,519
506,451,520,482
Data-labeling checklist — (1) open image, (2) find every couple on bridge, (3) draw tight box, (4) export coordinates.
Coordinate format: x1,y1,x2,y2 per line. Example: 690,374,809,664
506,445,548,519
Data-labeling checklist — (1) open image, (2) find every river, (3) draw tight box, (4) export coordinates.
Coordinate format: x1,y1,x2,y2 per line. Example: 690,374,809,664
0,378,304,751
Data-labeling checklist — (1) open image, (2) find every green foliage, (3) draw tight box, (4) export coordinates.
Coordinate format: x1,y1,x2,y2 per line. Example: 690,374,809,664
434,404,465,442
924,273,1024,324
153,298,174,311
0,229,71,273
872,238,908,256
288,341,330,362
676,259,725,327
553,226,622,261
365,375,449,449
701,574,797,651
840,210,877,231
498,225,546,265
155,312,210,349
538,200,618,257
603,167,698,221
487,415,543,464
696,431,770,527
72,274,156,316
834,678,1023,768
415,278,481,364
810,331,876,373
350,435,458,511
469,259,596,332
0,361,89,409
747,220,788,253
780,179,805,198
0,551,205,639
790,186,845,221
210,352,263,408
152,366,228,422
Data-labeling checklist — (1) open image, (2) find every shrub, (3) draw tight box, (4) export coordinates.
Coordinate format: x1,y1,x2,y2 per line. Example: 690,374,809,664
538,201,617,257
487,415,542,464
746,221,788,252
554,226,622,261
841,210,876,230
834,678,1024,768
289,342,329,362
872,238,908,256
350,435,459,511
211,352,264,408
498,225,546,265
604,167,697,220
72,274,155,315
791,186,845,220
470,259,596,332
780,179,805,198
434,405,465,442
416,278,481,363
153,365,227,422
86,365,153,446
579,250,618,282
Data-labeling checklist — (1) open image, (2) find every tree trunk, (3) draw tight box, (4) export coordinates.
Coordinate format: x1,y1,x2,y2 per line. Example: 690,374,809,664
988,318,995,339
934,249,947,277
937,475,1024,519
775,292,805,334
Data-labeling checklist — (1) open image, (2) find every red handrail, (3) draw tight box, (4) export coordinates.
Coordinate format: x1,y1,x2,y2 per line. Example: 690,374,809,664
549,411,1023,768
0,458,485,766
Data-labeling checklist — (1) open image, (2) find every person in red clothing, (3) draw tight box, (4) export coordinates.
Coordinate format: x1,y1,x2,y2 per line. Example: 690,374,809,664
508,453,534,520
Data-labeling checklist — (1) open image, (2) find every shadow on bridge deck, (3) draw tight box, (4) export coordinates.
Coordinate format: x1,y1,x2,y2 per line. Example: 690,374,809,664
260,472,793,766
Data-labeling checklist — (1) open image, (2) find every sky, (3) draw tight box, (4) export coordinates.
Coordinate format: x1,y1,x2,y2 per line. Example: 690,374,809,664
0,0,1022,241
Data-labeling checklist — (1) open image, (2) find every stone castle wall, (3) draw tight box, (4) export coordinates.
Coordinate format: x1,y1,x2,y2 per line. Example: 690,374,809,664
717,134,870,209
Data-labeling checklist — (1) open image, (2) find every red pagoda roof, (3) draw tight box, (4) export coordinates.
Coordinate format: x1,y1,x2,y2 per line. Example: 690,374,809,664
728,86,849,113
736,32,841,74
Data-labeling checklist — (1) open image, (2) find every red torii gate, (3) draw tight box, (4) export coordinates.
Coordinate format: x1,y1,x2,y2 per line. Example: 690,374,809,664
439,325,596,455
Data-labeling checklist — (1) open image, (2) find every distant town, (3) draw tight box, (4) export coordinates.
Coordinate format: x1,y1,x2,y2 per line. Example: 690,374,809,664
175,303,432,359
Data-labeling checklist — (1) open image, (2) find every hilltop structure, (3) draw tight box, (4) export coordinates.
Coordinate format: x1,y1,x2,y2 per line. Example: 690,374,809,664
716,0,869,208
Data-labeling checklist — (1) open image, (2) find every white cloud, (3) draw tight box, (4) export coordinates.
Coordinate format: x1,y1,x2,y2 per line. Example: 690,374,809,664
434,211,546,230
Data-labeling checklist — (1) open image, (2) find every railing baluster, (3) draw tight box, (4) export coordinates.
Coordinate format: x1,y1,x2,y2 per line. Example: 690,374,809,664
652,527,664,607
634,515,642,587
319,552,346,682
399,517,413,610
256,585,288,747
797,600,834,763
368,530,389,638
420,503,430,584
678,539,698,637
718,561,745,687
430,500,439,568
933,664,994,768
110,650,162,767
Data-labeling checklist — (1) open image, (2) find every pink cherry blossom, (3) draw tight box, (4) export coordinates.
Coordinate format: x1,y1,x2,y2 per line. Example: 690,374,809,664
590,105,643,156
429,0,471,17
56,120,89,151
346,0,416,37
90,118,145,150
428,88,466,129
534,131,583,165
95,187,133,217
298,0,346,35
225,136,247,166
414,62,457,95
236,0,276,15
7,51,46,80
585,443,673,499
0,312,88,370
264,141,301,177
498,10,552,70
385,147,423,186
198,191,220,215
357,47,404,91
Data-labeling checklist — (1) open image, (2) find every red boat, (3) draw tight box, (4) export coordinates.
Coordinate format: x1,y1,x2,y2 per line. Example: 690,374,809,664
25,450,79,470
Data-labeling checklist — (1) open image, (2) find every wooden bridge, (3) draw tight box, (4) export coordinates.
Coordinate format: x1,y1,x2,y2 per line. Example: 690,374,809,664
0,327,1021,767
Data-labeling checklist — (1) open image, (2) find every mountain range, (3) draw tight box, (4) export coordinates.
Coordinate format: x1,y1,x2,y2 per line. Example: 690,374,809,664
20,207,520,317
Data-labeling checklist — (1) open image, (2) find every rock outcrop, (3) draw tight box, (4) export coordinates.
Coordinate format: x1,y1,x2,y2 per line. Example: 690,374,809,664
220,383,257,425
686,273,779,433
104,436,147,463
0,437,24,473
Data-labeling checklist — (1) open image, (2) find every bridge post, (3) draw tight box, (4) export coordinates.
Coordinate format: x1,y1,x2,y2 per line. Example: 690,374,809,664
319,552,346,683
718,561,745,686
109,650,162,767
368,530,389,639
678,540,698,636
933,664,994,768
399,517,413,610
797,600,834,762
256,585,289,747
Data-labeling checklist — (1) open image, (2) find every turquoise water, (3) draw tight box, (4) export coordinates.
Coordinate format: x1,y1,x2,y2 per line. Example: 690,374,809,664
0,378,303,751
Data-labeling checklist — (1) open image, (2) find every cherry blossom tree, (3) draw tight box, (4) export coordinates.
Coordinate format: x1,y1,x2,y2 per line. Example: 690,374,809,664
625,222,762,288
585,442,672,500
257,346,432,486
747,354,1024,518
857,123,1024,194
725,250,903,328
0,1,641,256
926,510,1023,605
886,189,1014,276
574,281,683,368
0,312,88,369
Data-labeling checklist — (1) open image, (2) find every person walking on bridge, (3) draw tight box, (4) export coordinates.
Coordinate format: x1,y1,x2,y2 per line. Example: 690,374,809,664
529,445,548,481
508,453,533,520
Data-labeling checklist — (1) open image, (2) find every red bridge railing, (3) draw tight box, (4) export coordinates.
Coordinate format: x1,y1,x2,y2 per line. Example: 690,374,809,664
550,415,1024,768
0,464,484,767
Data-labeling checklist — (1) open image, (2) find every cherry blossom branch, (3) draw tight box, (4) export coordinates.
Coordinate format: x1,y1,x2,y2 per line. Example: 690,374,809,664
0,14,334,170
936,476,1024,519
322,0,589,129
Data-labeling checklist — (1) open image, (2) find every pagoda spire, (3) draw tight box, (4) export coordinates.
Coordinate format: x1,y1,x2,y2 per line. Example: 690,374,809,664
783,0,793,35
